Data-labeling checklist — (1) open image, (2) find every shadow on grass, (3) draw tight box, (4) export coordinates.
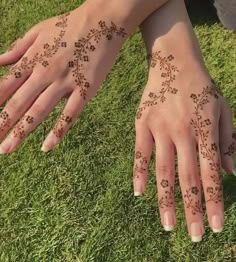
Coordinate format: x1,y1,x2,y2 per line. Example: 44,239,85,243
223,175,236,210
186,0,219,26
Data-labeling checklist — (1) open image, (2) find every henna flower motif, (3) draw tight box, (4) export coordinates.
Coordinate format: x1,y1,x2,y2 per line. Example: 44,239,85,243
90,45,96,51
42,61,49,67
191,186,199,195
135,151,142,159
168,55,174,61
14,72,22,78
207,187,213,193
61,42,67,47
43,43,50,49
160,179,169,188
68,61,74,68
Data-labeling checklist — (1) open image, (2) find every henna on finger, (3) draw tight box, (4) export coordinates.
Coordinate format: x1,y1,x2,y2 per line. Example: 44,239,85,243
1,13,70,82
53,113,73,138
158,179,174,208
190,85,223,203
133,151,148,179
0,111,11,132
183,186,203,215
136,51,179,119
13,115,34,139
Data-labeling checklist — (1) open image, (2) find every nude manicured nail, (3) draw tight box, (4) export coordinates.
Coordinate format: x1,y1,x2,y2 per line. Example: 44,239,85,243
191,222,202,242
212,215,223,233
163,211,174,231
232,169,236,177
41,144,51,152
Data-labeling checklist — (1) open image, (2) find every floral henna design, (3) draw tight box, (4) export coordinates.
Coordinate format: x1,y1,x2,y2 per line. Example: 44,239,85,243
53,113,73,138
133,151,148,179
224,133,236,156
0,111,11,132
136,51,179,119
206,186,223,203
1,13,70,82
69,21,127,100
159,179,174,208
183,186,203,215
190,85,223,203
13,115,34,139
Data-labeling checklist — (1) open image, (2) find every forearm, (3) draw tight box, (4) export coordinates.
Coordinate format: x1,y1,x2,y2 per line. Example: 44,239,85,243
141,0,211,82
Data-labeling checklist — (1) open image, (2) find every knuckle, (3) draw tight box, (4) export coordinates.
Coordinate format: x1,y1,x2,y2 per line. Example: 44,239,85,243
7,98,21,113
156,165,173,177
30,103,44,116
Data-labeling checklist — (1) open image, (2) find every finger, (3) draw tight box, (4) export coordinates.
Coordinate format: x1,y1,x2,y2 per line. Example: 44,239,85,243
0,72,49,142
154,133,176,231
175,134,204,242
0,26,39,66
41,88,85,152
133,121,154,196
198,124,224,233
0,56,33,106
219,100,236,174
0,82,66,154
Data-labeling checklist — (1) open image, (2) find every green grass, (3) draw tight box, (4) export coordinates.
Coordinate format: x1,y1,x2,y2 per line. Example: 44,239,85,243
0,0,236,261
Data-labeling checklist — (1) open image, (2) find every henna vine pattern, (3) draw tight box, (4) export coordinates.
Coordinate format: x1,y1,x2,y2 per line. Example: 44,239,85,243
190,85,223,203
13,115,34,139
183,186,202,215
158,179,174,208
133,151,148,179
68,21,127,99
206,185,223,203
53,113,73,138
0,12,70,82
136,52,179,119
224,142,236,156
0,111,11,132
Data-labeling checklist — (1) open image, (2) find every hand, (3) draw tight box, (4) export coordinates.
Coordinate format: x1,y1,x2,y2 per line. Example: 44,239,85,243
0,3,129,154
0,0,168,154
133,53,235,241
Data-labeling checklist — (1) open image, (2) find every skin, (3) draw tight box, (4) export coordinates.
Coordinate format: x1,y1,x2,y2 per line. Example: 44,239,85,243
0,0,168,154
134,0,236,242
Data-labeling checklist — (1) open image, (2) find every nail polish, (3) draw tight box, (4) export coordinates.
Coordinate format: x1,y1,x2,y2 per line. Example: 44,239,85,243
134,192,142,196
191,222,202,242
212,215,223,233
163,211,174,231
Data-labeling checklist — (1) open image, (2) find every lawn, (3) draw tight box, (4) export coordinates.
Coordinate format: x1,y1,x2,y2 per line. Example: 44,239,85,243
0,0,235,261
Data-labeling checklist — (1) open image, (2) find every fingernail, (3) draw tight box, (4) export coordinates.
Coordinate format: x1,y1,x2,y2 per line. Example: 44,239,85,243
232,169,236,177
163,211,174,231
191,222,202,242
41,144,50,153
212,215,223,233
134,192,142,196
0,142,12,154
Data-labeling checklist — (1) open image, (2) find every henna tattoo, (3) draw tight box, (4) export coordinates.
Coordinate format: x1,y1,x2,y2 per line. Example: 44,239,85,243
190,85,223,203
1,13,70,82
183,186,202,215
133,151,148,179
159,179,174,208
13,115,34,139
53,113,73,138
0,111,11,132
136,51,179,119
206,186,223,203
224,142,236,156
69,21,127,100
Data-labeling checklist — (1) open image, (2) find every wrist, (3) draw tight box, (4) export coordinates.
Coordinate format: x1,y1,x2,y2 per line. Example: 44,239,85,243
83,0,168,33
